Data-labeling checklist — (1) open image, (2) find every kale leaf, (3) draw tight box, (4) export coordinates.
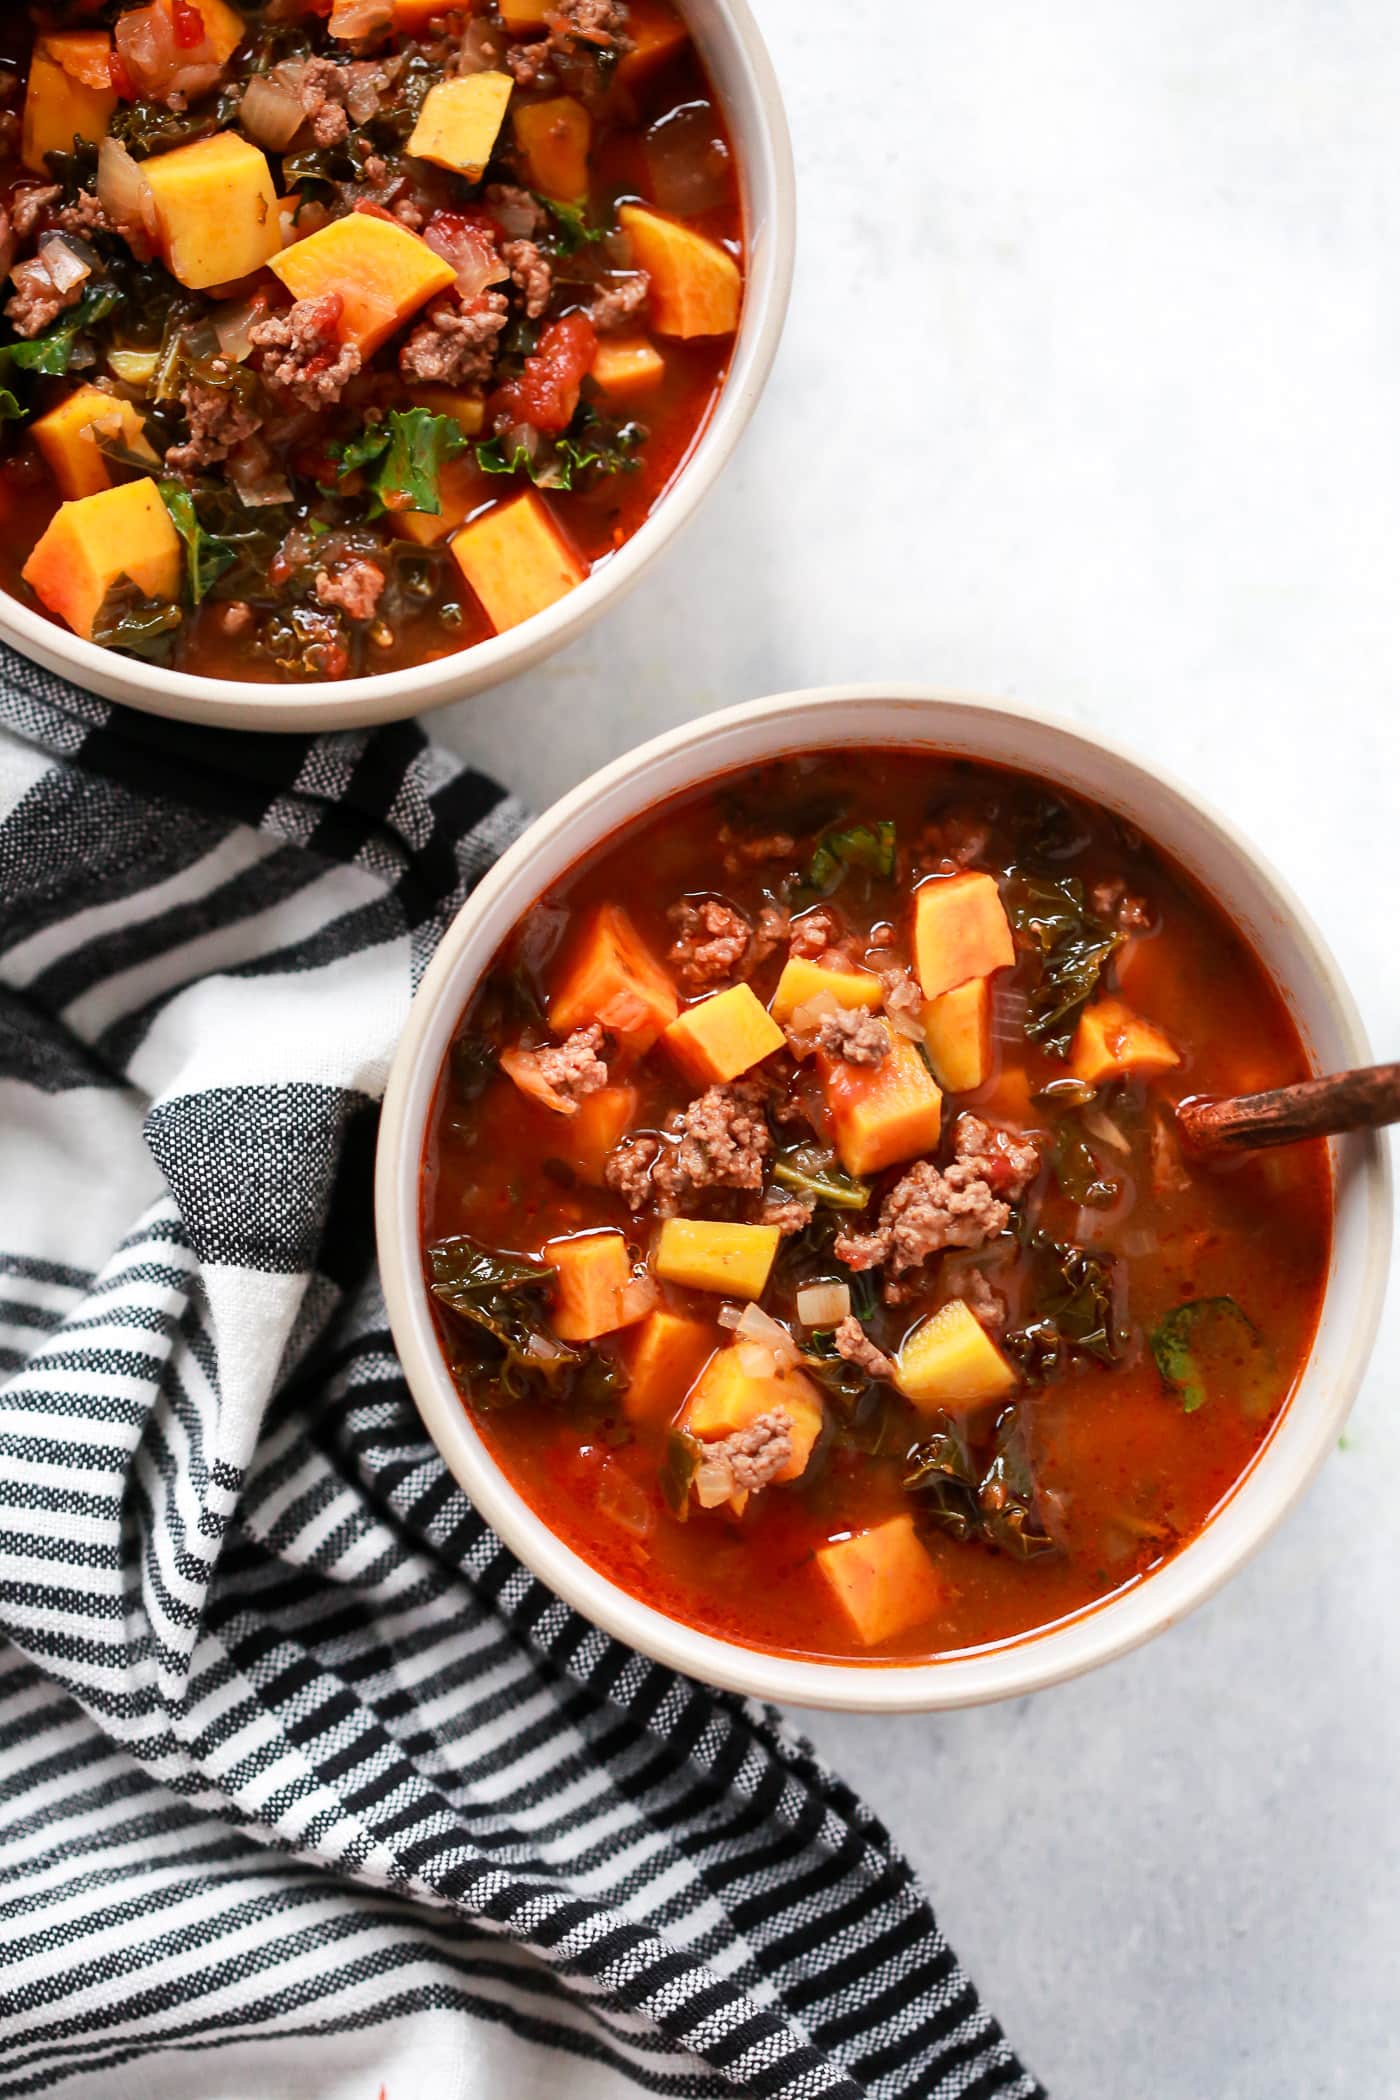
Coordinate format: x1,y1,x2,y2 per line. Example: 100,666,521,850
334,409,468,518
1004,869,1124,1057
538,196,610,253
158,482,237,607
771,1142,872,1213
1004,1229,1127,1377
1150,1296,1263,1415
659,1429,703,1520
905,1404,1058,1560
476,413,644,493
803,820,897,897
427,1234,579,1401
1051,1115,1121,1208
90,582,184,664
0,284,122,421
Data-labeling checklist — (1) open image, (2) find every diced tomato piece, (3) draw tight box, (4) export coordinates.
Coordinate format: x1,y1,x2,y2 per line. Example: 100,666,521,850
171,0,206,48
108,51,137,98
492,311,599,436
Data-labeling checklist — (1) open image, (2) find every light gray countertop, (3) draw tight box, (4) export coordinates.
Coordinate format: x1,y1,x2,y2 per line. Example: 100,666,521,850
432,6,1400,2093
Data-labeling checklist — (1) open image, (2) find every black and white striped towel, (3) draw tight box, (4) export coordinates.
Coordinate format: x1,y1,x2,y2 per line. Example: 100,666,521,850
0,647,1043,2100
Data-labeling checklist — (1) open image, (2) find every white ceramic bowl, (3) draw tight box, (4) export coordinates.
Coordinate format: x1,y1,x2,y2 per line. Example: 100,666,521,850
0,0,794,735
375,686,1392,1712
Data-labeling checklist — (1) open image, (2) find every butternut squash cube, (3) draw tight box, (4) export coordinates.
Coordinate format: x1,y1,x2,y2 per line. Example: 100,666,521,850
144,134,281,292
513,96,591,203
187,0,246,63
896,1299,1018,1412
549,903,679,1053
977,1063,1035,1128
618,0,690,82
22,480,182,642
393,0,459,23
406,386,487,436
33,386,159,502
662,982,784,1086
821,1032,943,1179
1070,998,1181,1087
569,1083,639,1183
271,210,455,356
618,204,741,337
591,335,666,398
770,955,884,1025
22,41,118,175
654,1219,780,1301
815,1515,944,1647
622,1308,715,1424
922,977,992,1094
682,1347,823,1482
390,454,484,548
913,871,1015,1002
497,0,550,24
545,1229,647,1343
408,73,514,180
449,491,587,635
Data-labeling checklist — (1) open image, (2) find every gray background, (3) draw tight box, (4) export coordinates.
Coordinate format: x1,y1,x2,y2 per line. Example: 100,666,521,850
434,6,1400,2094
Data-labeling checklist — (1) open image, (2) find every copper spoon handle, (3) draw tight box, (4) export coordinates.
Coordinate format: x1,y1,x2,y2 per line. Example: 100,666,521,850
1177,1062,1400,1154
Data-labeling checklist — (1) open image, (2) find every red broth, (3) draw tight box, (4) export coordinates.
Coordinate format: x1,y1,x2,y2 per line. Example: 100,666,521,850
420,750,1332,1664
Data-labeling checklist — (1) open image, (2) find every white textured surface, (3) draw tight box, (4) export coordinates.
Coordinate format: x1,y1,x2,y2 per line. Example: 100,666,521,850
432,6,1400,2095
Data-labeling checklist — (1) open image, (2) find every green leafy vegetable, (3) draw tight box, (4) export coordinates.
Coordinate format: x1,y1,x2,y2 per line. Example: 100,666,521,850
659,1430,703,1520
90,582,184,665
1150,1296,1263,1415
771,1143,872,1213
475,415,644,493
449,1030,498,1110
158,482,236,607
110,96,227,160
0,283,122,421
1051,1117,1120,1209
427,1234,578,1401
333,409,467,518
803,820,897,897
1004,1230,1127,1377
905,1405,1057,1560
538,196,610,252
1004,870,1124,1057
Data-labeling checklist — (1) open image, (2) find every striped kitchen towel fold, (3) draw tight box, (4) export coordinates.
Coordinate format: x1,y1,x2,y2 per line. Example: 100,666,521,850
0,646,1044,2100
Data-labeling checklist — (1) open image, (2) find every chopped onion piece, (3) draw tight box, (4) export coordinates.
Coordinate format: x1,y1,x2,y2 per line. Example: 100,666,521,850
39,236,91,293
736,1340,778,1381
212,295,266,364
797,1281,851,1328
424,214,509,300
717,1303,743,1331
97,137,158,247
241,73,305,152
1082,1106,1131,1154
990,984,1029,1043
525,1333,567,1362
108,349,160,388
329,0,394,39
619,1273,658,1324
694,1457,732,1510
734,1300,801,1368
885,1000,926,1041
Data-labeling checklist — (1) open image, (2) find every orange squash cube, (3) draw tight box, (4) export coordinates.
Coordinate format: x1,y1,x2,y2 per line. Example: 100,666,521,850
408,73,514,179
976,1063,1035,1128
922,977,992,1094
569,1083,639,1183
821,1032,943,1179
654,1219,780,1300
913,871,1015,1002
393,0,457,23
23,480,182,642
682,1348,824,1483
618,0,690,82
549,903,679,1053
896,1299,1018,1412
450,492,587,635
144,135,282,291
405,387,487,436
545,1229,647,1343
770,955,884,1025
497,0,550,23
622,1309,715,1424
33,386,159,502
513,96,592,202
815,1515,944,1647
389,455,485,548
662,983,784,1086
618,204,741,337
271,211,456,356
1070,998,1181,1087
22,40,118,174
591,335,666,398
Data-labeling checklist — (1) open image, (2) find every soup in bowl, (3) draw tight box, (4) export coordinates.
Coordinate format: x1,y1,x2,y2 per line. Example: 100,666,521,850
376,690,1390,1709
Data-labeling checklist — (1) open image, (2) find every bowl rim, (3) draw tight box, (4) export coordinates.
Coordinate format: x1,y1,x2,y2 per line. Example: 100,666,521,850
0,0,796,736
375,684,1393,1712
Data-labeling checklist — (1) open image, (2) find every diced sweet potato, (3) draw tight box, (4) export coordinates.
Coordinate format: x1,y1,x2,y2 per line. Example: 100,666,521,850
569,1083,639,1183
618,0,690,82
770,955,884,1025
662,983,785,1086
682,1348,823,1482
976,1064,1034,1127
22,41,117,175
389,454,484,548
922,977,992,1094
393,0,459,23
497,0,550,24
43,30,114,92
408,73,514,179
449,492,587,636
143,135,282,292
513,96,591,202
617,204,741,338
622,1308,714,1424
815,1516,944,1647
590,335,666,398
22,480,181,642
33,386,159,502
913,871,1015,1002
654,1219,780,1300
406,386,487,435
545,1229,648,1343
1070,998,1181,1086
549,903,679,1053
821,1032,943,1179
896,1299,1018,1412
271,211,456,356
191,0,248,62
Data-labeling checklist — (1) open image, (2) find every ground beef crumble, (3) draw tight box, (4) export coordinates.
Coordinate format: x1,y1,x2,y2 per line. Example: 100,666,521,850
718,823,795,876
1093,877,1153,932
315,558,386,623
501,237,552,319
761,1194,814,1235
10,186,60,241
5,250,82,338
399,290,508,387
788,907,841,960
834,1116,1040,1296
590,273,650,333
510,1024,609,1112
250,296,362,409
605,1080,771,1216
696,1410,793,1503
164,366,264,474
666,897,751,991
917,810,991,873
958,1268,1007,1329
834,1315,896,1381
813,1008,889,1067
